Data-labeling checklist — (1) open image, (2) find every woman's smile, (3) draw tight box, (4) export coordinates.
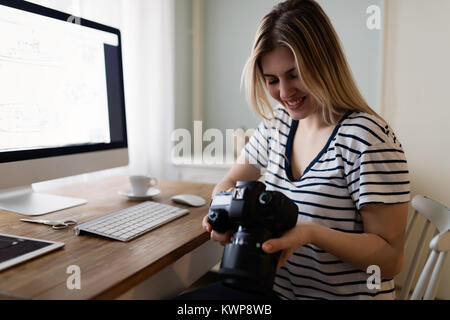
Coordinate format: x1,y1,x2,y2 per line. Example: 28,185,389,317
284,95,308,111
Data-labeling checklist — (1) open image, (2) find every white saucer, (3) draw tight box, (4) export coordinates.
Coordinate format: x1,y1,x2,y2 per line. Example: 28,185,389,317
118,188,161,201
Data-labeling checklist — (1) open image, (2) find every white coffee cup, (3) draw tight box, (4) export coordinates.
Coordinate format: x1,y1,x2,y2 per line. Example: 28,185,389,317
129,175,158,196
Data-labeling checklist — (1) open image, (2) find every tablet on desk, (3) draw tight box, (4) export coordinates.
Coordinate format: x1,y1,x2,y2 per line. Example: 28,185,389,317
0,233,64,272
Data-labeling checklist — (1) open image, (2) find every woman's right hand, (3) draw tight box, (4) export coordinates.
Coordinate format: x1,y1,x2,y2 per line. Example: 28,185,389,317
202,214,233,246
204,156,262,245
205,184,235,245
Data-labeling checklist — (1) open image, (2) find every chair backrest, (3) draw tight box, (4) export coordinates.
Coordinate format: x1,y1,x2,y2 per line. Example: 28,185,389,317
399,195,450,300
411,195,450,233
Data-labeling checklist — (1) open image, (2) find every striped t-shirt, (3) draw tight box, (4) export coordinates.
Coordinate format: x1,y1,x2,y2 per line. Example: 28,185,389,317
243,107,410,300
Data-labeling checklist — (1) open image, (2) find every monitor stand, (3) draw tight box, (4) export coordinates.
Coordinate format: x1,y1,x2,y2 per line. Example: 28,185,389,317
0,186,87,216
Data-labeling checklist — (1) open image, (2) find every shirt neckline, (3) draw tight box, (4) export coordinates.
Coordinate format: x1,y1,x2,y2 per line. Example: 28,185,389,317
284,111,353,182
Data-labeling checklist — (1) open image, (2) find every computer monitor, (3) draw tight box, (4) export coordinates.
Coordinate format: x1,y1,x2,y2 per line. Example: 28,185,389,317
0,0,128,216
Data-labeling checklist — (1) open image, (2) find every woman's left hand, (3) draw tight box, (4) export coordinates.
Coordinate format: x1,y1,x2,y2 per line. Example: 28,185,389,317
262,221,316,270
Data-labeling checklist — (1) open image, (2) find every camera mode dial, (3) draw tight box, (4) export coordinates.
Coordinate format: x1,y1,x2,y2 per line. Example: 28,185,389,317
258,192,272,205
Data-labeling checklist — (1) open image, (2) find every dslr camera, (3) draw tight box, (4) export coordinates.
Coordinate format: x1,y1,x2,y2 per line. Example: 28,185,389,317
208,181,298,294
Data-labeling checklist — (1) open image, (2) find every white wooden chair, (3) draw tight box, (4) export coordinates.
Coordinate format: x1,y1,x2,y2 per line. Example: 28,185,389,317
399,195,450,300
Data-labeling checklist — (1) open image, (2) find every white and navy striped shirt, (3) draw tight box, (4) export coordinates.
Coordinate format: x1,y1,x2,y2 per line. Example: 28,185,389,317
243,107,410,300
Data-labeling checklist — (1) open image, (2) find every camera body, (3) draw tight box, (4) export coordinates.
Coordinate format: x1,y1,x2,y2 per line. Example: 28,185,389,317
208,181,298,294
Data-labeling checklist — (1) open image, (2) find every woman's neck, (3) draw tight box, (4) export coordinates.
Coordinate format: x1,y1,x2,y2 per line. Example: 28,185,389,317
299,111,329,133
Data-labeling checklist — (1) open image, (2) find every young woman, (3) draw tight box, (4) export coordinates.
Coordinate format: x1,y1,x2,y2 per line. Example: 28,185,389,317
202,0,410,300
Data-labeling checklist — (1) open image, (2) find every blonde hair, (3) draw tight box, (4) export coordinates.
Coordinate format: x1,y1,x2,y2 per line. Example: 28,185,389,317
242,0,381,125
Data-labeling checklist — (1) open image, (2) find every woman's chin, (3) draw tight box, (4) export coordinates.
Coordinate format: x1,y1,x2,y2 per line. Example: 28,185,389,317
285,106,309,121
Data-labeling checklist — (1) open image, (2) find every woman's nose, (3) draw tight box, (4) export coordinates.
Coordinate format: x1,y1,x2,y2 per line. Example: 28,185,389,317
279,80,296,100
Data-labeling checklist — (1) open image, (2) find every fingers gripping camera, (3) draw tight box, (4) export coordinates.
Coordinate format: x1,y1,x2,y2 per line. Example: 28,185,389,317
208,181,298,294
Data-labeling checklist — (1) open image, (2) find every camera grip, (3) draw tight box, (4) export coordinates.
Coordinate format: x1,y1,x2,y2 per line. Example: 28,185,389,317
208,209,232,234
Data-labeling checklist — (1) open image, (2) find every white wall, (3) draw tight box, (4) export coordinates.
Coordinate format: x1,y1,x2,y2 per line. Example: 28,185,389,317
26,0,122,26
202,0,384,132
203,0,279,132
382,0,450,299
317,0,384,112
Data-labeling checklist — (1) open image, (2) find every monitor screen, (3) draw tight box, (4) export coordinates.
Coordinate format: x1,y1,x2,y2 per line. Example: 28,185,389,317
0,0,128,215
0,0,127,164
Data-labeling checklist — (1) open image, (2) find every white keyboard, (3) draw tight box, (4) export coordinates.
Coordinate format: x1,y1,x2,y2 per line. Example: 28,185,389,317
74,201,189,242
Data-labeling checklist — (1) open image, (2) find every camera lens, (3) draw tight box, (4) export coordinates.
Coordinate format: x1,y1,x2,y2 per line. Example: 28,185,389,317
220,226,277,294
258,192,272,205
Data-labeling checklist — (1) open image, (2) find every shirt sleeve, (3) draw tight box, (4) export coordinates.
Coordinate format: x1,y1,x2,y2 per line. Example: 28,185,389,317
241,120,270,171
345,142,411,210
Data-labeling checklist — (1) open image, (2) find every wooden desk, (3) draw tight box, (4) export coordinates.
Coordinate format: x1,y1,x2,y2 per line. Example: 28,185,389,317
0,175,216,300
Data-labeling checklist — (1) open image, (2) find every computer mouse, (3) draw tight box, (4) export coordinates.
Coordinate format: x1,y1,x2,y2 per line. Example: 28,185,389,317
171,194,206,207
